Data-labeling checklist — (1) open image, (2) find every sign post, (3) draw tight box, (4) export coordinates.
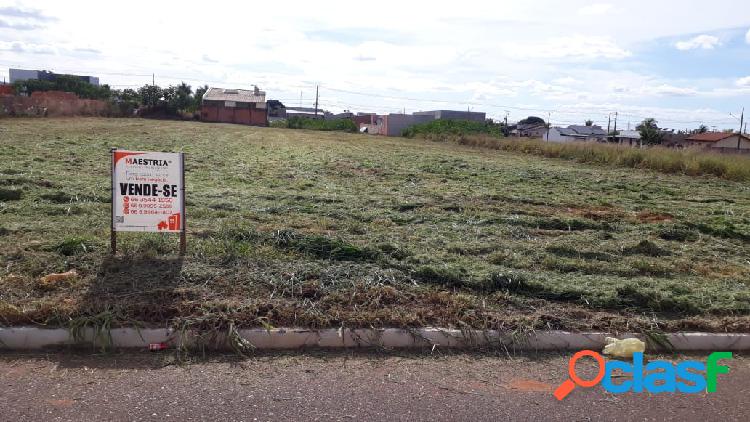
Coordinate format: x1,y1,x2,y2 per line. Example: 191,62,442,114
110,148,186,255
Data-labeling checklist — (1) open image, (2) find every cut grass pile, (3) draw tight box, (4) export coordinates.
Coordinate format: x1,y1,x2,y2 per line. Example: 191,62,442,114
444,135,750,182
0,118,749,334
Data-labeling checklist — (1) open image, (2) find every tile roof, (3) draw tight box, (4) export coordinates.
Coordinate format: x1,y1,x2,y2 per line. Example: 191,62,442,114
203,87,266,103
685,132,740,142
568,125,606,136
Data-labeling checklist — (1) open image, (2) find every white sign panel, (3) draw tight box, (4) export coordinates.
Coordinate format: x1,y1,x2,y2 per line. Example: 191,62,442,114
112,150,184,232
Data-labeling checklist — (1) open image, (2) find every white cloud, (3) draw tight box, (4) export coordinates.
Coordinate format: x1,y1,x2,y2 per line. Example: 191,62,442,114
578,4,614,15
649,84,698,96
0,40,56,54
675,34,721,50
503,36,631,60
737,76,750,87
746,28,750,44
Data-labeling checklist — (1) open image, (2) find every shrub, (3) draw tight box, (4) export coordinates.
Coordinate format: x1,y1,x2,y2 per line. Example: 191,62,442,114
402,119,503,139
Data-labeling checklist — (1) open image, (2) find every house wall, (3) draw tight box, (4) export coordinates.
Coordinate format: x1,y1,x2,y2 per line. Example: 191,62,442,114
9,69,39,83
524,127,547,138
353,114,376,128
414,110,486,122
201,103,267,126
382,114,435,136
713,136,750,150
544,128,568,142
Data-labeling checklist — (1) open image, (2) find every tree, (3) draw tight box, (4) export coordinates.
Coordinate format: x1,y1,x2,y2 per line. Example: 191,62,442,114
194,84,209,108
138,85,162,108
518,116,545,125
694,124,708,134
175,82,193,110
585,119,593,126
636,118,663,145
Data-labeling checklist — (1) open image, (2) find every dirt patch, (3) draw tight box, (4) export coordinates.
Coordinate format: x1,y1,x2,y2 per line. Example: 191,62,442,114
565,205,626,222
637,211,674,223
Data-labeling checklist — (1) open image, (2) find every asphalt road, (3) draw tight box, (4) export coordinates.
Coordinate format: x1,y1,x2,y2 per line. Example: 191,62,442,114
1,350,747,421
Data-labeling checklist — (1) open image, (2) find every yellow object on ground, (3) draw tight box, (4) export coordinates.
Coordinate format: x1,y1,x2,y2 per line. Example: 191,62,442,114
38,270,78,289
602,337,646,358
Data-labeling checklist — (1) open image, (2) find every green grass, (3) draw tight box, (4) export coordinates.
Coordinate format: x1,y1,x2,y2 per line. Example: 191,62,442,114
0,118,748,333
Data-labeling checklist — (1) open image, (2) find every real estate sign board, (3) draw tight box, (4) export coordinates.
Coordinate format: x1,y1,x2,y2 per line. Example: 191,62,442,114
111,149,185,233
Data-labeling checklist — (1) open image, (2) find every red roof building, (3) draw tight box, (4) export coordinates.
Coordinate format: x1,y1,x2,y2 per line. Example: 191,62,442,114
201,86,267,126
684,132,750,153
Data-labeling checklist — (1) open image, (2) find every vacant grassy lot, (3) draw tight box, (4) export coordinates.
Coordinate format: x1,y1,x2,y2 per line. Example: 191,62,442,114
1,118,749,333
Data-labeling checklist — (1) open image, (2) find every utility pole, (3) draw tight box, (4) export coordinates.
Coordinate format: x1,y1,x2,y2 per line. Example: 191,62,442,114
607,114,611,141
546,112,551,142
314,85,319,118
738,107,744,150
152,73,155,86
612,112,618,135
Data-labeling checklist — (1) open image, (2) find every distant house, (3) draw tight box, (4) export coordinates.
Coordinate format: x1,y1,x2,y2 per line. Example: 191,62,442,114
613,130,641,145
10,68,99,86
201,86,267,126
684,132,750,153
413,110,486,122
267,100,286,121
353,113,377,130
513,123,547,138
544,125,607,142
364,113,435,137
284,106,326,120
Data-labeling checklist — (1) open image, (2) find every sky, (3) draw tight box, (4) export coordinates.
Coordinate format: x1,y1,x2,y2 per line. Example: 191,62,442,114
1,0,749,130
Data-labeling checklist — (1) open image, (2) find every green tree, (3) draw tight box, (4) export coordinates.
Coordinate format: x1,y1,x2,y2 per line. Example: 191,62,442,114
194,84,209,108
585,119,593,126
518,116,545,125
173,82,193,111
636,118,663,145
138,84,162,108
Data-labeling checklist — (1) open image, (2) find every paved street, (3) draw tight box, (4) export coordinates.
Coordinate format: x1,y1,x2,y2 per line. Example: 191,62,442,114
1,350,747,421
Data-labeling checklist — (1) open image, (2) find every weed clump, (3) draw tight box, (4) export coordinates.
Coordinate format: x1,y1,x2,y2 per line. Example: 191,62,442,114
0,188,22,201
52,237,96,256
658,225,699,242
414,265,469,288
622,240,671,257
272,230,380,262
41,191,73,203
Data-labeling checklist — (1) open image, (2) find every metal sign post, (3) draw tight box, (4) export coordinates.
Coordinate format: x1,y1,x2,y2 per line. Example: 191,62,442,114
110,147,117,255
179,152,186,256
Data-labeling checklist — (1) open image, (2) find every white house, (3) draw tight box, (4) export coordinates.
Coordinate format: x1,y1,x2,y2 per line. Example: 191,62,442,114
544,125,607,143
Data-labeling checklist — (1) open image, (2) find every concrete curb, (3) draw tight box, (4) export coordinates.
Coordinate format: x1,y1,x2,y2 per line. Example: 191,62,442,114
1,327,749,351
